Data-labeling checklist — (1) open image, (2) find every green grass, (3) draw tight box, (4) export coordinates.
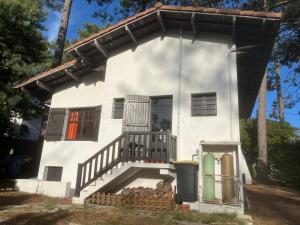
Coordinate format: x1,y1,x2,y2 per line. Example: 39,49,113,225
43,201,56,211
170,210,246,225
40,203,246,225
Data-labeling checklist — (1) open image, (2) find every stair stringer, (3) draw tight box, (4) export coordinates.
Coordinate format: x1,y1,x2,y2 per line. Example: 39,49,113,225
72,162,176,204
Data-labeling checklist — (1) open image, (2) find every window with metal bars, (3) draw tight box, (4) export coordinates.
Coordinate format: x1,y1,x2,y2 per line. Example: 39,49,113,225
44,166,63,181
112,98,125,119
191,93,217,116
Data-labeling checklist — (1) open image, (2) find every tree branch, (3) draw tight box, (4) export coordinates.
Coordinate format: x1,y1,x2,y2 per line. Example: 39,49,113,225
270,0,299,10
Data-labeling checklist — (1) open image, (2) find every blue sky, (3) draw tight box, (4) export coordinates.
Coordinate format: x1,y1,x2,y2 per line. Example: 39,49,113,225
43,1,299,129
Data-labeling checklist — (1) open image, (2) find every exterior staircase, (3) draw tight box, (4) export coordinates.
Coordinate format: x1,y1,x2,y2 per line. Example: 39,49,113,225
73,131,177,204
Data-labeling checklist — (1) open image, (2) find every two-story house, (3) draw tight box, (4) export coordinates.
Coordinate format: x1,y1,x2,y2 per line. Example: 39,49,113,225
15,3,281,214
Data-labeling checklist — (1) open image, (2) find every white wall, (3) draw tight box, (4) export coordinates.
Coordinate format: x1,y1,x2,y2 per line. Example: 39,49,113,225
38,32,240,190
16,179,71,198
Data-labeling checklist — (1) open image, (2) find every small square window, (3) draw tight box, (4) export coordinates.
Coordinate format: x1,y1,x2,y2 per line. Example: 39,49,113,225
44,166,63,181
191,93,217,116
112,98,125,119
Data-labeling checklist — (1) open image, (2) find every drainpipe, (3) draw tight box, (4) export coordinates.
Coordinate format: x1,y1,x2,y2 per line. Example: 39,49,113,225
198,142,203,210
227,45,235,142
177,29,183,160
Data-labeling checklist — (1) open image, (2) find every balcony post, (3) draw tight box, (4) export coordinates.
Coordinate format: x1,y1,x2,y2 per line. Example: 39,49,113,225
123,132,130,162
75,163,83,197
166,131,171,162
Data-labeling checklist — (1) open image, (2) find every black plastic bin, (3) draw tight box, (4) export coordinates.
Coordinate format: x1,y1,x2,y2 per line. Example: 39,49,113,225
174,161,199,202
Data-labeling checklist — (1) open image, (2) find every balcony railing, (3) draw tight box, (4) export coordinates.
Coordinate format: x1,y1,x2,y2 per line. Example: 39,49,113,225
75,131,177,196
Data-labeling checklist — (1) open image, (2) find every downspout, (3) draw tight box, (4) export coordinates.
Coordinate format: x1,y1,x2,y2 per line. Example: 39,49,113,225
177,29,183,159
227,46,235,142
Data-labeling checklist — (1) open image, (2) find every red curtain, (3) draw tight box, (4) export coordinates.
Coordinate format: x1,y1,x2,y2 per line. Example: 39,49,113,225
67,111,79,140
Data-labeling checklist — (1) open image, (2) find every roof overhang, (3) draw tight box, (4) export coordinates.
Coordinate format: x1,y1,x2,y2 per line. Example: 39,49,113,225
15,4,282,118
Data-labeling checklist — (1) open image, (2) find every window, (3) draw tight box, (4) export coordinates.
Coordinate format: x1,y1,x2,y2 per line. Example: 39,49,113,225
44,166,63,181
151,96,172,131
66,106,101,141
191,93,217,116
112,98,124,119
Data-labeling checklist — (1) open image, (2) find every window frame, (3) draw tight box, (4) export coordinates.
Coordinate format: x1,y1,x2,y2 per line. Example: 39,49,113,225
43,166,63,182
191,92,217,117
150,95,173,132
112,98,125,119
65,106,101,141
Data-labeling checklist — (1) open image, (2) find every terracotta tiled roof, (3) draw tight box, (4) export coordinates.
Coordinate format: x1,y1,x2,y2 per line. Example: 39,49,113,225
65,3,282,52
15,59,77,88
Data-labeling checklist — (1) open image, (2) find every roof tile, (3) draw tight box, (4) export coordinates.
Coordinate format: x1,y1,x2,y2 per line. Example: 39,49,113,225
15,59,77,88
65,5,281,52
16,4,282,89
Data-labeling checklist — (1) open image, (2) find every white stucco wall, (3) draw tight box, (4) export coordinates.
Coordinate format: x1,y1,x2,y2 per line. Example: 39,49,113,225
16,179,71,198
38,32,240,190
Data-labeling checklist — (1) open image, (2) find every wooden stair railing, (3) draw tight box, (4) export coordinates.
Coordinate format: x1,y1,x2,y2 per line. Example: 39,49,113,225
75,131,177,197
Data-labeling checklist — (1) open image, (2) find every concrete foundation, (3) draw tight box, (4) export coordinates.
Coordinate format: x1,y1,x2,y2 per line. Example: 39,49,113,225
15,179,71,198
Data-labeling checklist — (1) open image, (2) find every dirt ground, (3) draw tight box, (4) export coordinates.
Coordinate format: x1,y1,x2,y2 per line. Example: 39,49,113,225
244,183,300,225
0,191,245,225
1,183,299,225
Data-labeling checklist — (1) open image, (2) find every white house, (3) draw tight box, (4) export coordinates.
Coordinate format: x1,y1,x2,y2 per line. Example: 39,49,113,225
15,4,281,214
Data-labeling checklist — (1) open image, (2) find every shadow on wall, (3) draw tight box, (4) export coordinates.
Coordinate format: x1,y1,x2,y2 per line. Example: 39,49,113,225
55,70,106,94
113,29,234,110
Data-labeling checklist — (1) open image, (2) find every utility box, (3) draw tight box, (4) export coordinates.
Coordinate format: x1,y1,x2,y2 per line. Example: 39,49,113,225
174,161,199,202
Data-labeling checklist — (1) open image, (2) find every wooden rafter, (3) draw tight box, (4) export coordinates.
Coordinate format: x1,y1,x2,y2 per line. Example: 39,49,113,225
94,39,108,58
191,12,197,37
36,80,54,93
157,11,166,34
232,16,236,42
65,69,80,83
125,25,137,46
75,48,92,65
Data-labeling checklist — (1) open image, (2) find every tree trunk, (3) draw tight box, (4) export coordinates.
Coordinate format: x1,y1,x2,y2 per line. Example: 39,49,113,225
274,38,285,122
257,73,268,181
52,0,73,68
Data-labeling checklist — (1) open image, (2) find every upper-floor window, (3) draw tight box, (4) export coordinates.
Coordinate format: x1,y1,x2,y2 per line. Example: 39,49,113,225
66,107,101,141
112,98,124,119
191,93,217,116
151,96,172,131
45,106,101,142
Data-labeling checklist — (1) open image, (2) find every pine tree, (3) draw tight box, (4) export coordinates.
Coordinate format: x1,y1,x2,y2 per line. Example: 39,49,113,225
0,0,50,141
52,0,73,67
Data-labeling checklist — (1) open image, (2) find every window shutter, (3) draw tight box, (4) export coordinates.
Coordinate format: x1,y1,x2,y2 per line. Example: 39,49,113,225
122,95,150,132
45,108,67,141
92,106,101,141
